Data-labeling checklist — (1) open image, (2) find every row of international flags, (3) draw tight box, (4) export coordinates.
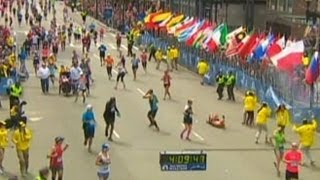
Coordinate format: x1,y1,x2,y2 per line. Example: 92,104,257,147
143,11,320,84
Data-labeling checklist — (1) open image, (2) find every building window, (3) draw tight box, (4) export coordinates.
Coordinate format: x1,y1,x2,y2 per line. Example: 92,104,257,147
270,0,276,10
278,0,285,11
287,0,293,13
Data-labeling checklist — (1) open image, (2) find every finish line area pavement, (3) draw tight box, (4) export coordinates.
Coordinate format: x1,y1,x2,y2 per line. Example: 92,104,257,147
0,1,319,180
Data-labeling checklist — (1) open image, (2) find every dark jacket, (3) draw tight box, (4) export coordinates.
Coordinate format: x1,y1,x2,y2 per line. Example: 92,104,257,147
103,101,119,122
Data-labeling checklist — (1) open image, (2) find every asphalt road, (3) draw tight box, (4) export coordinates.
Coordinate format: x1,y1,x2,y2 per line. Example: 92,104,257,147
0,2,319,180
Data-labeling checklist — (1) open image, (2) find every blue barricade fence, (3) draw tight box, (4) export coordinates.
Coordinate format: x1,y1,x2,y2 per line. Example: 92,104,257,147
0,76,17,95
139,32,320,126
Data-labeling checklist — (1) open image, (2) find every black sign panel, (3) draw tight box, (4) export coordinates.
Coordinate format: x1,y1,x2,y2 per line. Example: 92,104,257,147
159,152,207,171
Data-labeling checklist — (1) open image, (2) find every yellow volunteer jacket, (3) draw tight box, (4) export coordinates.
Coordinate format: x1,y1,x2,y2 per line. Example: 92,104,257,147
197,61,209,75
293,120,317,147
12,128,32,150
0,128,9,148
171,48,179,59
244,96,257,111
155,50,163,61
167,49,173,61
276,109,290,127
256,107,272,125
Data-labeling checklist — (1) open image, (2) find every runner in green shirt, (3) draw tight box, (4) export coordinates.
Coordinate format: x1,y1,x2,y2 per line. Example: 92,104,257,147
270,126,286,177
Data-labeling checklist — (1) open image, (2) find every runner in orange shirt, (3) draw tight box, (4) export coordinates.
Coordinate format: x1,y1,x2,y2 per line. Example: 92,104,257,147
105,54,114,80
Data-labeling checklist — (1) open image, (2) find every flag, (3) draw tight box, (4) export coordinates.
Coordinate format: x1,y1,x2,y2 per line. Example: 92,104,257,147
237,33,259,59
219,25,228,46
168,17,192,34
186,22,211,46
226,26,244,44
252,34,275,61
158,15,173,27
166,14,185,29
305,51,320,85
267,36,285,58
225,30,247,57
174,19,197,36
178,20,205,42
270,41,304,72
204,24,228,52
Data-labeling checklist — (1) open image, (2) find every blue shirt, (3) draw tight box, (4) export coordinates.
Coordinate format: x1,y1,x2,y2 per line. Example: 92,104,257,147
149,95,158,111
99,45,107,53
82,111,95,126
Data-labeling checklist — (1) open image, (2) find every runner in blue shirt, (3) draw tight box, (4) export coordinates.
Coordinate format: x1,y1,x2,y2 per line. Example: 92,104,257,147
143,89,160,131
98,44,107,66
82,104,96,152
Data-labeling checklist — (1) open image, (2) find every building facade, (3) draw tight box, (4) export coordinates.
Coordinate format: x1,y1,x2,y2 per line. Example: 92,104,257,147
169,0,266,31
265,0,319,38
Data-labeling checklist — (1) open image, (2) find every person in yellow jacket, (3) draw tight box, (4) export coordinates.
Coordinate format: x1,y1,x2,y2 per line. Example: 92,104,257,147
255,102,272,144
197,59,209,85
12,122,32,176
155,48,163,70
171,46,179,71
0,121,9,174
293,118,317,166
243,91,257,126
275,104,290,130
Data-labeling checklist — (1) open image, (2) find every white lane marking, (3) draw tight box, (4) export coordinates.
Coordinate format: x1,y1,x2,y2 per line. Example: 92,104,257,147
108,43,117,50
137,88,145,95
121,44,128,50
70,43,74,47
180,123,205,141
25,31,28,35
29,117,43,122
133,46,139,51
112,69,118,74
113,130,120,139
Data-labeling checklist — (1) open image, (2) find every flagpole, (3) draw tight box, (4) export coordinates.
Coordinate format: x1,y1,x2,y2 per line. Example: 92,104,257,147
310,82,314,109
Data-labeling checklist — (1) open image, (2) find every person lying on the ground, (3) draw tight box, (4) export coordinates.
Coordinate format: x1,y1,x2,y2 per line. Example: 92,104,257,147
207,113,226,128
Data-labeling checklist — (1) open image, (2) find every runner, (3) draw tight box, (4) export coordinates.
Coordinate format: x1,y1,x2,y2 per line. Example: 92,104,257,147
114,62,127,90
131,53,140,81
116,32,121,51
105,54,114,80
74,73,87,103
103,97,121,141
180,100,193,141
140,49,148,72
82,104,96,152
48,137,69,180
270,126,286,177
143,89,160,131
98,44,107,66
12,122,32,176
283,142,302,180
0,121,9,174
161,70,172,100
96,143,111,180
255,102,271,144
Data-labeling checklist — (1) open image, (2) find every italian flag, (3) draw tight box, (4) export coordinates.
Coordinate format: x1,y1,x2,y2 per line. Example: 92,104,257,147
205,24,228,53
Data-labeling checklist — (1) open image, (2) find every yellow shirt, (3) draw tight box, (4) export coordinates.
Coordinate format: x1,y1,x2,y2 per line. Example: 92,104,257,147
167,49,173,60
155,51,163,61
12,128,32,150
276,110,290,126
0,128,9,148
293,120,317,147
256,107,272,125
244,96,257,111
197,61,209,75
171,48,179,59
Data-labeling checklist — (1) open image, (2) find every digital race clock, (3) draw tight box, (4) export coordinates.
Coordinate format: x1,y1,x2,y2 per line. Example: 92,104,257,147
159,151,207,171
